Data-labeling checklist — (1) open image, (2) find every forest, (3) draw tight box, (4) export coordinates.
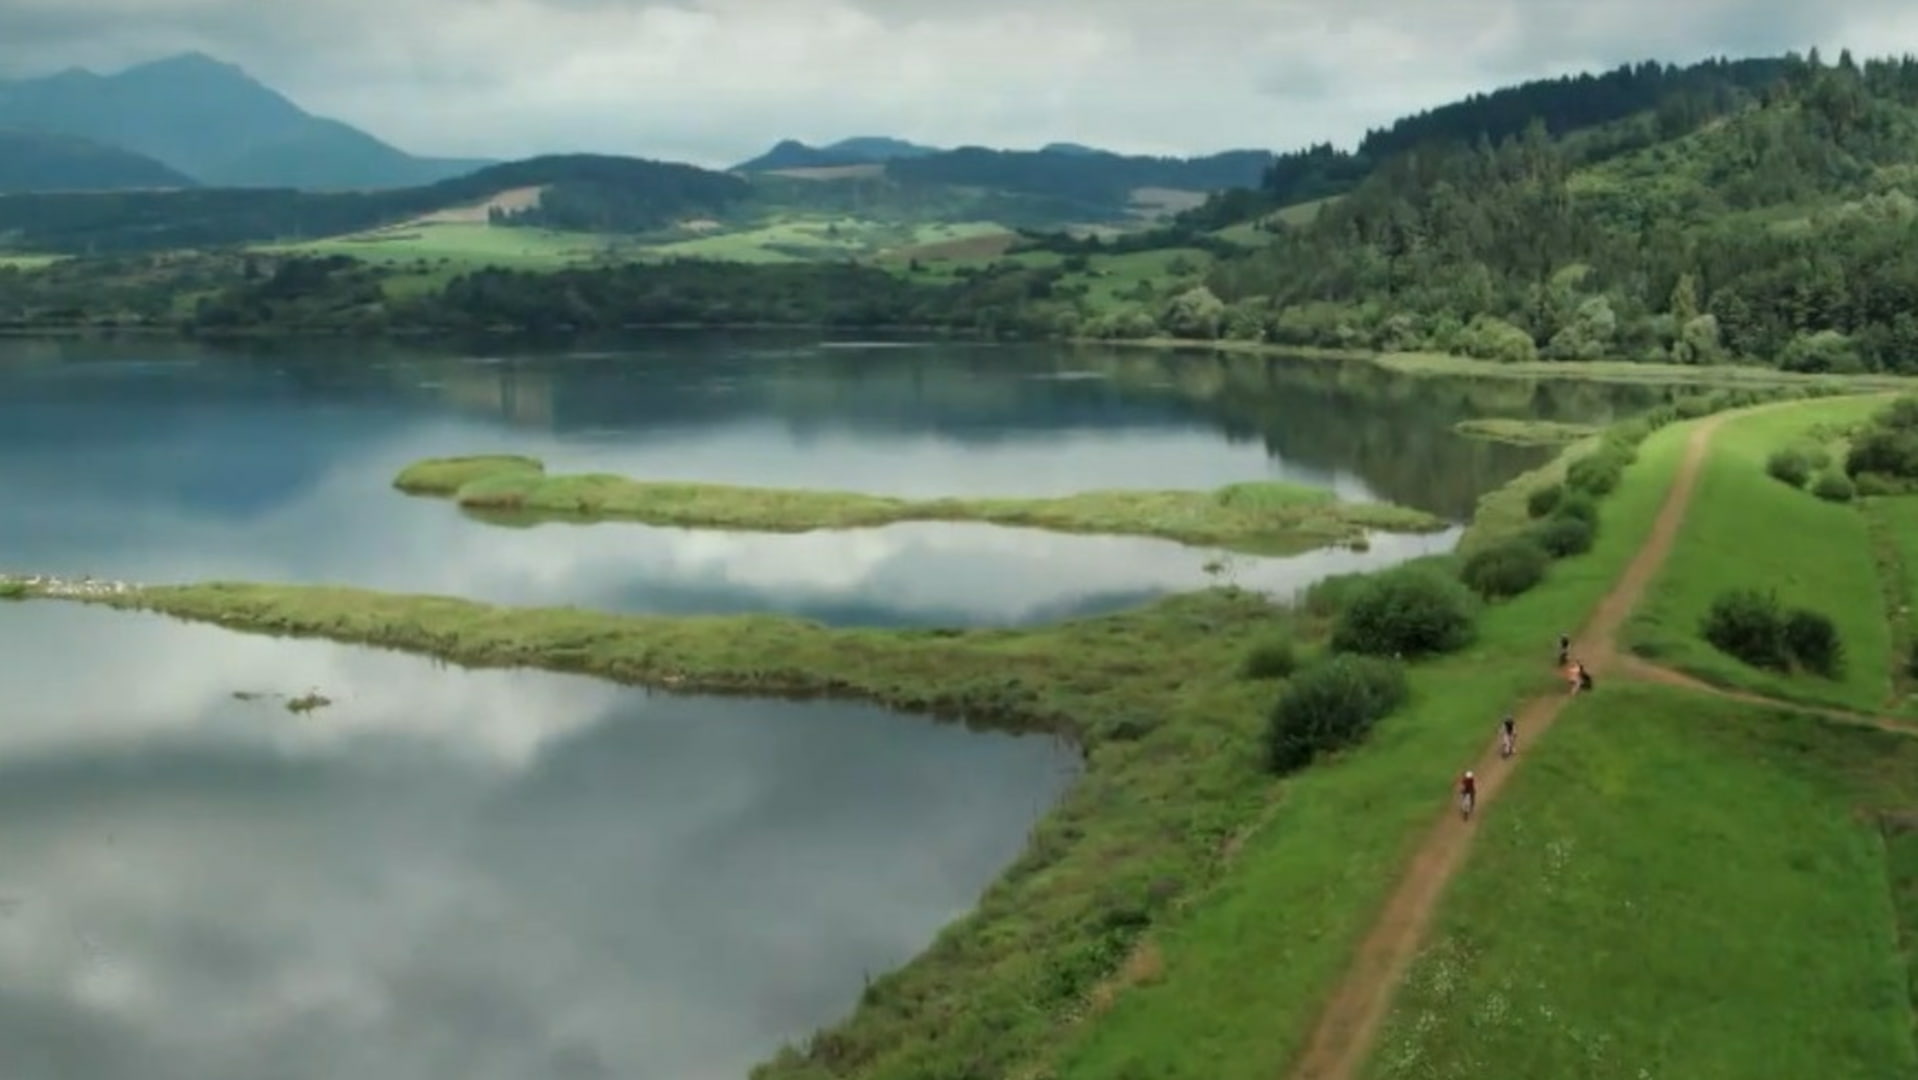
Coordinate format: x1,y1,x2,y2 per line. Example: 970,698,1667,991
15,50,1918,376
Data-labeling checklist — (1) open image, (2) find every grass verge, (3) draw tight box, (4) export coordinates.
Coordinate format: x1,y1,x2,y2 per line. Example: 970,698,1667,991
1626,396,1897,713
1367,682,1918,1080
392,455,1447,557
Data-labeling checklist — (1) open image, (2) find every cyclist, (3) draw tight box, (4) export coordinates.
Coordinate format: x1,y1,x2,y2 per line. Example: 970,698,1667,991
1458,770,1477,819
1557,633,1571,666
1500,715,1516,758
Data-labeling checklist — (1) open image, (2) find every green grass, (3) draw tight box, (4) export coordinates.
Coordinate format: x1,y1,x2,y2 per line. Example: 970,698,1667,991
392,454,1446,556
1036,405,1692,1080
1453,417,1603,445
0,254,63,270
1865,495,1918,715
1366,681,1918,1080
643,218,1014,264
1628,397,1898,713
262,222,616,269
1886,819,1918,1040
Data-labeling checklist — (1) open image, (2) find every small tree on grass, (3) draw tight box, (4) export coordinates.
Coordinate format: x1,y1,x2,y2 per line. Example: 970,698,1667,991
1812,471,1856,503
1766,447,1812,488
1782,610,1844,677
1267,656,1409,774
1460,538,1550,600
1529,514,1595,558
1331,568,1478,658
1702,589,1789,671
1701,589,1846,677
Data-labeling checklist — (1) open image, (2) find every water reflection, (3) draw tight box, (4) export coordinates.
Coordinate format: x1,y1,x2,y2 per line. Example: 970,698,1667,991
0,604,1077,1080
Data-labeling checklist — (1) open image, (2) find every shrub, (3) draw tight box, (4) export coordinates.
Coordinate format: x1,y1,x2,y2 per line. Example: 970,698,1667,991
1240,636,1299,680
1856,472,1903,497
1812,470,1855,503
1266,656,1409,774
1331,568,1479,658
1765,447,1812,488
1550,491,1600,527
1566,447,1628,496
1460,538,1550,600
1701,589,1788,671
0,581,22,601
1526,483,1564,519
1530,513,1596,558
1782,609,1844,678
1701,589,1846,678
1301,571,1369,619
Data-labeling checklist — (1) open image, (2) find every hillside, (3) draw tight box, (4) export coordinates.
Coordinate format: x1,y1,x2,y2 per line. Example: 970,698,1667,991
0,130,197,193
0,154,749,254
733,136,943,171
0,52,490,189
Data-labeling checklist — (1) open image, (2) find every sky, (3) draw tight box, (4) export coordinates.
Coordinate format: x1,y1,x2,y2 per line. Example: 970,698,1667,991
0,0,1906,167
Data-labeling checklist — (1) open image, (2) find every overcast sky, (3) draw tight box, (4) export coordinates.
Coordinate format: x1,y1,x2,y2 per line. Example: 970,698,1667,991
0,0,1905,167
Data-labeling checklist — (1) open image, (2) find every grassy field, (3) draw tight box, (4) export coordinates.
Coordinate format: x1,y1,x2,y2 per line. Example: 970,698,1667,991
1034,408,1692,1079
1366,681,1918,1080
0,254,62,270
392,454,1446,556
264,222,614,269
1453,418,1604,445
642,218,1012,264
1885,817,1918,1041
1627,396,1898,713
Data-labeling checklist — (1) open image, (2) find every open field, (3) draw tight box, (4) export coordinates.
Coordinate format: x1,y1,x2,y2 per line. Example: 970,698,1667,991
1627,396,1898,713
262,221,615,269
392,453,1446,556
1366,681,1918,1080
0,254,63,269
641,217,1013,264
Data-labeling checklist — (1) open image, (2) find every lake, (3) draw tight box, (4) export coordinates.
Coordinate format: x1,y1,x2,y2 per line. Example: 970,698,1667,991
0,333,1654,626
0,331,1663,1078
0,603,1079,1080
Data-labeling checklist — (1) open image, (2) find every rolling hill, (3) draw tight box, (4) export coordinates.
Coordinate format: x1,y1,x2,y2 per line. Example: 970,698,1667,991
0,52,491,190
734,136,943,172
0,130,197,193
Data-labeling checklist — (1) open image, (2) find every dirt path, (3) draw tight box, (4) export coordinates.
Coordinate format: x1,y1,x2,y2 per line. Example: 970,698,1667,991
1285,415,1730,1080
1620,654,1918,738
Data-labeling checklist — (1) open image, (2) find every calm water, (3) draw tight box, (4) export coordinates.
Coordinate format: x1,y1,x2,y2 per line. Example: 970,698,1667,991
0,604,1078,1080
0,333,1652,626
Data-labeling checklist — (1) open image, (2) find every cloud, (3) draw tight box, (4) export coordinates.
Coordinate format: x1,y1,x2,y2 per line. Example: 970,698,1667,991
0,0,1906,165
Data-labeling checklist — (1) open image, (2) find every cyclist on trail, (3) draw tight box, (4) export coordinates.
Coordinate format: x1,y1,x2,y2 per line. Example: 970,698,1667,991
1500,715,1516,757
1573,661,1593,693
1557,633,1571,666
1458,770,1477,819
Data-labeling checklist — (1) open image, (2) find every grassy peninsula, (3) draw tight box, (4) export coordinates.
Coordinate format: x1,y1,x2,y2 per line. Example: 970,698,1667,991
391,454,1447,555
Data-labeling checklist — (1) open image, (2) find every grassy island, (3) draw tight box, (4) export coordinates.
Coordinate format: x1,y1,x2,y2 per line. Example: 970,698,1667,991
391,454,1449,556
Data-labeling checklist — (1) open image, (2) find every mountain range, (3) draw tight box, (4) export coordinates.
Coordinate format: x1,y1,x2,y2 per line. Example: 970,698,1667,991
0,52,492,190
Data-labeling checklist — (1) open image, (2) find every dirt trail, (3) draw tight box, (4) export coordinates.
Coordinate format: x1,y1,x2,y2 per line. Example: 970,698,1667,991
1619,654,1918,738
1285,415,1730,1080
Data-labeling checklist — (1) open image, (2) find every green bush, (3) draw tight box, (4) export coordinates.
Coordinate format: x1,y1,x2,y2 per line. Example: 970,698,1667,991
1331,567,1479,658
1856,472,1904,497
1240,636,1299,680
1812,470,1855,503
1702,589,1789,671
1526,483,1564,519
1530,513,1596,558
1700,589,1846,678
1765,447,1812,488
1550,491,1600,527
1301,572,1369,619
1459,538,1550,600
0,581,22,601
1266,655,1410,774
1782,609,1844,678
1566,447,1628,496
